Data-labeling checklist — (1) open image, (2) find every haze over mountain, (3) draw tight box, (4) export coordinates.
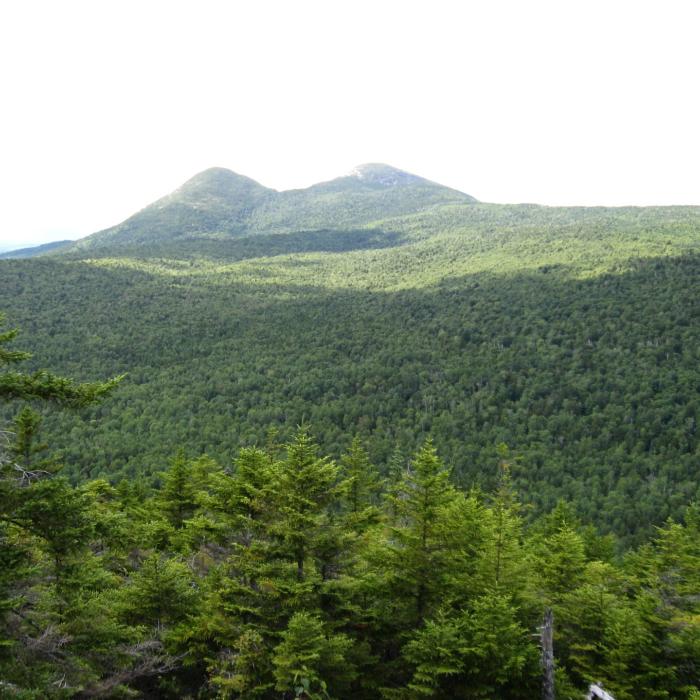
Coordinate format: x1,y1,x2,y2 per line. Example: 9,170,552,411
0,239,73,259
64,164,476,252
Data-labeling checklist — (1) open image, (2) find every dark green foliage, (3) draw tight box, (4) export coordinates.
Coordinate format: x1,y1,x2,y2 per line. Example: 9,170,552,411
119,553,197,628
0,312,122,408
340,437,380,516
272,611,355,699
0,178,699,695
384,440,458,622
1,205,698,543
159,449,198,530
404,596,540,698
2,404,700,696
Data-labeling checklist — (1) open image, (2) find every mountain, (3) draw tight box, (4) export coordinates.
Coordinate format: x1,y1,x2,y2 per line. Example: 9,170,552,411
0,165,699,545
70,167,275,250
65,164,476,252
246,163,476,234
0,239,73,259
3,163,700,697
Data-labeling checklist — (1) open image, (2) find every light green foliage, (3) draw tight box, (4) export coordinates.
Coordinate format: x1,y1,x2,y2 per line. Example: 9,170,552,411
480,448,529,598
209,628,275,699
270,427,344,584
535,526,588,600
272,611,355,699
341,437,380,514
384,440,459,622
158,449,199,531
405,595,539,698
119,553,197,628
9,406,49,470
340,437,382,533
1,203,698,545
224,447,276,524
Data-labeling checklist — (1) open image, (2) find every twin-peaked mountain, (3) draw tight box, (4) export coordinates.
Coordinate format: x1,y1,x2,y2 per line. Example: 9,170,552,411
68,164,476,252
1,161,699,546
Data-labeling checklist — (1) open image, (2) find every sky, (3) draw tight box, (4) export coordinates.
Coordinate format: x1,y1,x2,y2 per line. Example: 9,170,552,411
1,0,699,248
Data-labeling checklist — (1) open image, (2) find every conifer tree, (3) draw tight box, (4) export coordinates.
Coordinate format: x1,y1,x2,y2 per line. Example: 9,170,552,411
481,445,529,600
270,427,343,585
385,444,407,522
272,611,355,699
192,447,280,674
120,553,197,630
159,449,197,530
384,439,458,624
0,313,122,407
0,314,122,693
221,447,276,534
9,406,49,472
341,437,381,518
404,595,540,698
535,525,587,602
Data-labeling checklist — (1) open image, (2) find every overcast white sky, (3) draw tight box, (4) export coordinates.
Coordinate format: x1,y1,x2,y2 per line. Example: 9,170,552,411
1,0,699,248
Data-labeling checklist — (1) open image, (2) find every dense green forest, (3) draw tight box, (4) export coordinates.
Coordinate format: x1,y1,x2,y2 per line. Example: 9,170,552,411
1,194,698,544
2,157,700,695
2,318,700,698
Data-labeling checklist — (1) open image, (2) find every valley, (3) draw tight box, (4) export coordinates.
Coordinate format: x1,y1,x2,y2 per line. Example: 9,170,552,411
1,167,697,543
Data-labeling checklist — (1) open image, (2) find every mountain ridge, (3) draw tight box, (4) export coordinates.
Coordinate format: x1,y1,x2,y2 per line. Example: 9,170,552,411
63,164,477,253
0,239,74,259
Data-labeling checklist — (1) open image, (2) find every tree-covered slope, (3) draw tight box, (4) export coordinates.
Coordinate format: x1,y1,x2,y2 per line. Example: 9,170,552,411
0,239,73,259
246,163,476,234
3,316,698,698
70,167,276,249
1,202,698,543
63,164,476,252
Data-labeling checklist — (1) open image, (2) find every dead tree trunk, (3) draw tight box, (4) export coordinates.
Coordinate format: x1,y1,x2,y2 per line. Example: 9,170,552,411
587,684,616,700
541,607,555,700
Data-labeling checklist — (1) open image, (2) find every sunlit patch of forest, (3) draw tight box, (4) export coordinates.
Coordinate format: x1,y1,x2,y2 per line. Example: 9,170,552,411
1,204,698,545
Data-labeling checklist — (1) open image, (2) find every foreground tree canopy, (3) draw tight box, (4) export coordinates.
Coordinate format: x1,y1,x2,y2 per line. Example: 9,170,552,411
1,316,700,698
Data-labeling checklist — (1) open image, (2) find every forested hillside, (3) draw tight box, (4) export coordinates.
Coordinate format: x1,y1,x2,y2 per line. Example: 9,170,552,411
0,169,698,546
1,163,700,697
66,164,475,251
2,321,700,698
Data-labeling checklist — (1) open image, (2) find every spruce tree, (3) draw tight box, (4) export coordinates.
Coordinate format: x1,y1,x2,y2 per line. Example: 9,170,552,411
341,437,381,518
272,611,355,699
384,439,457,623
269,427,343,585
0,313,122,407
159,449,197,530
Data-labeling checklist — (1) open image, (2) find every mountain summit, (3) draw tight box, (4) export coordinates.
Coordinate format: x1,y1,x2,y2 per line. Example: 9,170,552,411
170,167,273,203
68,165,476,251
348,163,426,186
74,167,274,249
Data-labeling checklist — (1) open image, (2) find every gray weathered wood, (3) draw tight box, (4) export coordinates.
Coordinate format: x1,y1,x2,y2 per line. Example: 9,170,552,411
541,607,555,700
586,684,615,700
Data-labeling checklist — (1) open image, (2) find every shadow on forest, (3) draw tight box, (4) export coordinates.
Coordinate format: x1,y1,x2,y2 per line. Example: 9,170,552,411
0,251,698,546
60,228,408,263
